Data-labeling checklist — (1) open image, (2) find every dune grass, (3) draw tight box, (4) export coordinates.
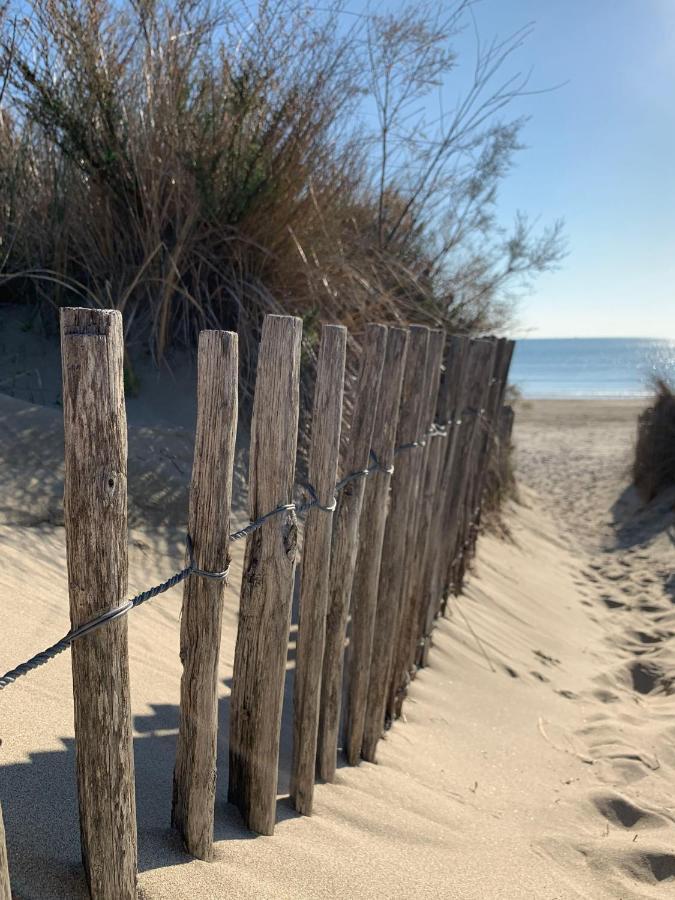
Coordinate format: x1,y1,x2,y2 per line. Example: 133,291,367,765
633,379,675,502
0,0,563,407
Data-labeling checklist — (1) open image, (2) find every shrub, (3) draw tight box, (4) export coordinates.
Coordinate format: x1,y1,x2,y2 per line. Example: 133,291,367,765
633,379,675,502
0,0,563,396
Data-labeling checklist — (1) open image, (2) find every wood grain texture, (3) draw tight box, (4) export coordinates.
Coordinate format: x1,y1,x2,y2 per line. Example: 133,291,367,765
172,331,238,859
389,328,444,707
290,325,347,814
497,403,515,489
453,361,500,590
228,314,302,836
465,338,512,560
498,341,516,407
60,307,137,900
316,324,387,783
341,326,410,766
361,325,429,761
465,338,516,561
418,335,470,664
0,802,10,900
436,338,483,608
409,329,450,670
443,339,496,597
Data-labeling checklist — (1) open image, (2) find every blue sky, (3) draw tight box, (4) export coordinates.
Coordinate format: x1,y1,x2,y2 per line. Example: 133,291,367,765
354,0,675,338
456,0,675,338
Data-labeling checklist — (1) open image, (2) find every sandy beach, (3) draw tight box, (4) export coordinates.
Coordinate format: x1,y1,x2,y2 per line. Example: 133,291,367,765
1,394,674,898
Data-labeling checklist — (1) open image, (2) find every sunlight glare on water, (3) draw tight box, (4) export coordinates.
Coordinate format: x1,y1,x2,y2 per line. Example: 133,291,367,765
510,338,675,399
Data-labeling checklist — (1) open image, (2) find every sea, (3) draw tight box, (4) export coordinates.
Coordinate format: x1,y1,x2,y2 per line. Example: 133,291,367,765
510,338,675,399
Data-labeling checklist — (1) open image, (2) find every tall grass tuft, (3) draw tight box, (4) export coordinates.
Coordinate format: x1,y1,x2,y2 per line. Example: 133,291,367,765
633,379,675,502
0,0,563,398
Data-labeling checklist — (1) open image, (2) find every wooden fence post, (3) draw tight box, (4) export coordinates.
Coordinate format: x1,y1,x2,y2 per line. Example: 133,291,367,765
228,314,302,836
317,324,387,783
60,307,137,899
437,338,490,610
460,338,504,564
497,341,516,408
361,325,430,762
342,327,410,766
0,802,10,900
466,339,516,560
290,324,347,815
417,335,470,665
388,329,444,714
445,339,496,597
172,331,238,859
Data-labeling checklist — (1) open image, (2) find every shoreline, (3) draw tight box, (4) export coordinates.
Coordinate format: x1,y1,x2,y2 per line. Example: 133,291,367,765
515,397,644,429
516,391,654,403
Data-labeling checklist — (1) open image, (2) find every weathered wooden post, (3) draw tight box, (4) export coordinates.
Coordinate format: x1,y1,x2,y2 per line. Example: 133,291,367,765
445,339,496,597
388,329,444,711
0,802,10,900
417,335,470,665
437,338,488,609
60,307,137,899
499,403,515,461
290,324,347,815
361,326,430,762
341,328,409,765
465,341,506,526
466,339,516,559
317,324,387,783
172,331,238,859
228,314,302,836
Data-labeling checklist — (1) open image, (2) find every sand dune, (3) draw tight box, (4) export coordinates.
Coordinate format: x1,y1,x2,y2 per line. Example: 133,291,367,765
1,395,674,897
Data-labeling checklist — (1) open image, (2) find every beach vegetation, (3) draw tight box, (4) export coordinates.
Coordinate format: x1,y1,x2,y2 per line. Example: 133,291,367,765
633,378,675,502
0,0,563,379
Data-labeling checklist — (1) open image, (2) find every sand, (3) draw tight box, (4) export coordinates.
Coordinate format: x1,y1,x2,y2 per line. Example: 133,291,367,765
1,391,674,898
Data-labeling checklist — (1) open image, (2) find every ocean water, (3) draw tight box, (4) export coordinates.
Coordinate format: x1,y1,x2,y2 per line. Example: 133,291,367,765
510,338,675,399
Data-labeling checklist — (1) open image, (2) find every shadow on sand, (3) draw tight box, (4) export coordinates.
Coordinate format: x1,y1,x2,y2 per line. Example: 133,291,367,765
609,483,675,551
1,583,345,898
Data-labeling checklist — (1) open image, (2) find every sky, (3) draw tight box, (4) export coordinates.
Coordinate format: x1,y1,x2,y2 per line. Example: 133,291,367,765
355,0,675,339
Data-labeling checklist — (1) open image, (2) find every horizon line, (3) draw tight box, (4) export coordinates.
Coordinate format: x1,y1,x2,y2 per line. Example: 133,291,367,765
512,335,674,341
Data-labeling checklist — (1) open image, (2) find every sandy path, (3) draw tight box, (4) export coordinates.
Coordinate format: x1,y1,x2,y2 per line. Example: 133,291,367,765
514,400,675,895
1,395,674,897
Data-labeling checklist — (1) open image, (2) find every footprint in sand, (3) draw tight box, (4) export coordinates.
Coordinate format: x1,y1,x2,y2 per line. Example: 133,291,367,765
628,660,661,694
533,649,561,667
575,840,675,889
591,790,672,830
556,689,578,700
591,688,620,703
637,601,667,615
623,851,675,884
628,630,666,645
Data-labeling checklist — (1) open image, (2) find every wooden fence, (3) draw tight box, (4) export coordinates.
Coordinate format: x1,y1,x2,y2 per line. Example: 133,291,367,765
0,308,515,899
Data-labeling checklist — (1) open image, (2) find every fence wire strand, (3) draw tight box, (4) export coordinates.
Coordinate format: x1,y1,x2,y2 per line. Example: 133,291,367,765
0,432,432,691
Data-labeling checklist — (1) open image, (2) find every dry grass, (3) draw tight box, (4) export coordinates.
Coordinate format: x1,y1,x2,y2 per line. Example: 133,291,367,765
633,379,675,502
0,0,563,407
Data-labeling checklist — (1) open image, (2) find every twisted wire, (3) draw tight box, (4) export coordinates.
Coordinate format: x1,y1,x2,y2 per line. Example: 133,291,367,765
0,562,194,690
0,430,443,691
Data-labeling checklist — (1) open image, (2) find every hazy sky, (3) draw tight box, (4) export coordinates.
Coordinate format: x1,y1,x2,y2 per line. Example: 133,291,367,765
456,0,675,338
356,0,675,338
